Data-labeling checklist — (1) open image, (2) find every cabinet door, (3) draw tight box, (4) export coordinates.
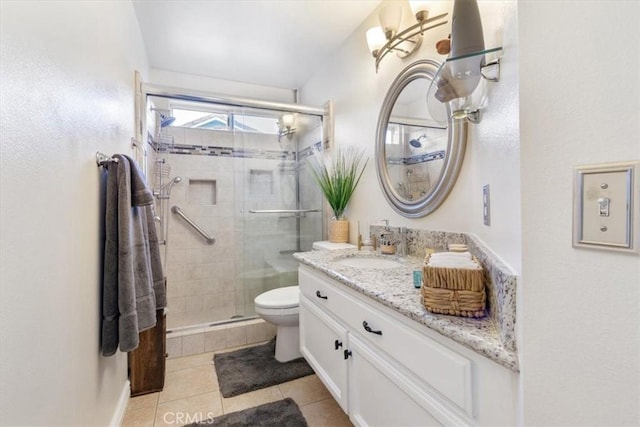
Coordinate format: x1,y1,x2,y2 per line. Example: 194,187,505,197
348,335,443,427
300,295,349,412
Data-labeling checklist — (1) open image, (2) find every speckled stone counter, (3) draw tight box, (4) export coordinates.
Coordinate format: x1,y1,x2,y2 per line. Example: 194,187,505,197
293,240,519,372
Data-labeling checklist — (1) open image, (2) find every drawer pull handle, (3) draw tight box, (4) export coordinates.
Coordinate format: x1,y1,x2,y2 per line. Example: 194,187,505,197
363,321,383,336
334,340,343,350
344,349,352,360
315,290,328,300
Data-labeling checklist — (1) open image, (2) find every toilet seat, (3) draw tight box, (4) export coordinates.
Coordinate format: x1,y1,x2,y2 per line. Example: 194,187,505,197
254,286,299,309
254,305,299,317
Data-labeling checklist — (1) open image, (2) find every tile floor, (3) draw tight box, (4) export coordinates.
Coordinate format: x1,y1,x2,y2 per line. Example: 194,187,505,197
121,343,353,427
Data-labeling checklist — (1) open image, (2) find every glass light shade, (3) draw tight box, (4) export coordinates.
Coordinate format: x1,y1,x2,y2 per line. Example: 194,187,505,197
366,26,386,55
281,113,295,128
449,78,488,120
378,3,402,38
409,0,430,21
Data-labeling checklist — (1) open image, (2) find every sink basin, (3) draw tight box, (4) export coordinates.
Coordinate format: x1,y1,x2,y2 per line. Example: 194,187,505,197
335,256,402,269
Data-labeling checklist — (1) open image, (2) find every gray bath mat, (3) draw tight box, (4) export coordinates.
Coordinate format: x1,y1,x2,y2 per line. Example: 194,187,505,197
214,339,314,398
184,398,307,426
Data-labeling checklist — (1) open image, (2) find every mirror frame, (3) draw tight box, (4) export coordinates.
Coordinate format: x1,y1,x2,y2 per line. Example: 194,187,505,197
376,59,468,218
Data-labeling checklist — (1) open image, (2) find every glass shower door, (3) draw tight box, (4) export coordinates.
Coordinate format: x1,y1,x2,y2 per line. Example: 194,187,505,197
234,109,324,317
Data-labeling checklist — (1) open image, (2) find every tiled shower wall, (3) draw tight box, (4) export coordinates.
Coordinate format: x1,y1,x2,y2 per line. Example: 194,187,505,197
158,133,237,330
156,122,323,331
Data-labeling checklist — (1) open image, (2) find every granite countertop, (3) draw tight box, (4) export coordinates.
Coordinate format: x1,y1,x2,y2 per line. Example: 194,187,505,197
293,248,519,372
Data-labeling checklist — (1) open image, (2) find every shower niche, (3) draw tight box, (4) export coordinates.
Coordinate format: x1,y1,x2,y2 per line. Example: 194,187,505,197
188,179,217,205
145,93,325,332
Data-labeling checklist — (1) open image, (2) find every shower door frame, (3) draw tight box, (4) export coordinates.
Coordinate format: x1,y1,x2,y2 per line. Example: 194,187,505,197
141,83,330,331
142,83,325,118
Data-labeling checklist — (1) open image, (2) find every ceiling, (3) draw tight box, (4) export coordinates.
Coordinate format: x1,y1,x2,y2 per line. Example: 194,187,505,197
132,0,380,90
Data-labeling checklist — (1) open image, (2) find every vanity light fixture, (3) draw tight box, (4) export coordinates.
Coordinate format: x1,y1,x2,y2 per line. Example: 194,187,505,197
366,1,448,72
278,113,296,142
427,0,503,124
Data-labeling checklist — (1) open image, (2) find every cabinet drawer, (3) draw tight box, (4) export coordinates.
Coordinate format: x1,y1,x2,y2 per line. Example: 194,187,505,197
299,265,346,315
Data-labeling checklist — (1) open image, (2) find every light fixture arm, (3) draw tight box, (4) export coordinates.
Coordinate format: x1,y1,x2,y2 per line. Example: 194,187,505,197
374,13,449,72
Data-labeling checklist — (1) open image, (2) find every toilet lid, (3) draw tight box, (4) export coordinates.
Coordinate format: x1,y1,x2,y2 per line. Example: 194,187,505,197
254,286,299,309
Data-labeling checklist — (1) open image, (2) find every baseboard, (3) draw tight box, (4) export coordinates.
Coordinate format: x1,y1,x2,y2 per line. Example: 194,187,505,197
110,379,131,427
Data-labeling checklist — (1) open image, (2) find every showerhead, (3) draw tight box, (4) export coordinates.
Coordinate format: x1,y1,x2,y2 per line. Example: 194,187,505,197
409,134,427,148
151,108,176,128
159,113,175,127
159,176,182,192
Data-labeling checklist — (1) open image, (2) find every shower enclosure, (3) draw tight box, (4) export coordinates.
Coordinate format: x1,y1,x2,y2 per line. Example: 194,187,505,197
144,90,325,332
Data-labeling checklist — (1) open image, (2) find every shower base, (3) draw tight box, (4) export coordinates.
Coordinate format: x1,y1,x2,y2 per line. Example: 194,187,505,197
166,316,276,359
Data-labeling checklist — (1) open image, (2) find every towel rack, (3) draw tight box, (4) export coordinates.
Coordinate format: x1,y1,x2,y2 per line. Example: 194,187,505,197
249,209,320,214
171,206,215,245
96,152,118,167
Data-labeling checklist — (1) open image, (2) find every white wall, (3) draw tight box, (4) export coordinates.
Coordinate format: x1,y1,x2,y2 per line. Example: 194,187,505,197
519,1,640,425
301,0,522,274
149,69,296,104
0,1,148,425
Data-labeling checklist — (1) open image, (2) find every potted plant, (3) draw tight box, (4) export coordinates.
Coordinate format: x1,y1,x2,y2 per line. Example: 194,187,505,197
308,147,368,243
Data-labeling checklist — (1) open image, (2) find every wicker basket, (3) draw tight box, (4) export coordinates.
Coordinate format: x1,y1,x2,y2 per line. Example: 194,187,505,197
421,253,486,318
329,219,349,243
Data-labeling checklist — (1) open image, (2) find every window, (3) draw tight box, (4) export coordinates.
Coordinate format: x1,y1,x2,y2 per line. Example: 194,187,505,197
170,105,279,134
386,123,401,145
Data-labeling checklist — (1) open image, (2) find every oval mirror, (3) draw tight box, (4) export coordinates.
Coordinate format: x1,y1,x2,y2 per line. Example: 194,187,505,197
376,59,467,217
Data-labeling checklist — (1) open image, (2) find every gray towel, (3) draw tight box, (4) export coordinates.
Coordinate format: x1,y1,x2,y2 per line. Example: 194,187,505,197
124,154,166,313
101,154,165,356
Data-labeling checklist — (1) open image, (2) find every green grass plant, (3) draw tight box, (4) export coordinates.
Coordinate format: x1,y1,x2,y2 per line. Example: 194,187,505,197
308,147,368,219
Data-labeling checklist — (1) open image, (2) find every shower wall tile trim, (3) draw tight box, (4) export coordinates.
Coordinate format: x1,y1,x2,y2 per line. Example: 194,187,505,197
151,140,301,161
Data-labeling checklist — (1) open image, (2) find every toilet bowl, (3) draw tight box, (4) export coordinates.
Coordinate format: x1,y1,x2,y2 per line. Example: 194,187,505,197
254,285,301,362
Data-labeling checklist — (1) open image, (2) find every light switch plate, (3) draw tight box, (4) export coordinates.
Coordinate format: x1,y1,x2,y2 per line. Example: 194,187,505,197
573,161,640,254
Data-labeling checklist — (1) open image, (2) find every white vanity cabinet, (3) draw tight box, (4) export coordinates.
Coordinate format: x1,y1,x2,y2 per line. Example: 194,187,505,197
298,265,517,427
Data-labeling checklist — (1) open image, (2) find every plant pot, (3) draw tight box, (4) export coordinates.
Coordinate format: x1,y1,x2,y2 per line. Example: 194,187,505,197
329,219,349,243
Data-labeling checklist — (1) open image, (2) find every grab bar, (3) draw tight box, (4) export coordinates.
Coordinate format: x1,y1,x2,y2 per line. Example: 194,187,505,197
171,206,215,245
249,209,320,214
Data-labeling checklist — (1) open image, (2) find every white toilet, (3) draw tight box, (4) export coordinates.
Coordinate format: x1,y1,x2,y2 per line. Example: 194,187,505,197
254,286,301,362
254,241,356,363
